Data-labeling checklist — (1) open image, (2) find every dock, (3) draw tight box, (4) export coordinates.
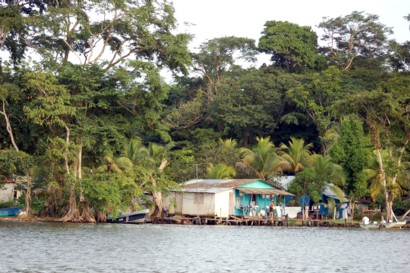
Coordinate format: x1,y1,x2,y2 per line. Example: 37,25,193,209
150,215,359,228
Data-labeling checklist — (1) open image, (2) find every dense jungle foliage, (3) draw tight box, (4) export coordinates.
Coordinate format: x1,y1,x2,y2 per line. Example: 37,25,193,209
0,1,409,222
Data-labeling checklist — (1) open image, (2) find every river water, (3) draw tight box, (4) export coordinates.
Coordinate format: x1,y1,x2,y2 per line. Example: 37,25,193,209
0,222,409,273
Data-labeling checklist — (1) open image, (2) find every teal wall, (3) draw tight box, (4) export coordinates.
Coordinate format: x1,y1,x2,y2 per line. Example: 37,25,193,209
233,189,279,216
232,180,290,216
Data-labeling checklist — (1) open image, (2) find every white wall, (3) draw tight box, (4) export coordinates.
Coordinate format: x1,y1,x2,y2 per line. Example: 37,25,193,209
164,191,234,217
163,192,183,214
284,206,302,219
180,192,216,216
214,190,231,218
0,183,21,203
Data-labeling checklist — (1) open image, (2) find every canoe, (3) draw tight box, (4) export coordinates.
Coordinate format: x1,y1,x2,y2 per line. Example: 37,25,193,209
107,209,149,224
0,207,23,217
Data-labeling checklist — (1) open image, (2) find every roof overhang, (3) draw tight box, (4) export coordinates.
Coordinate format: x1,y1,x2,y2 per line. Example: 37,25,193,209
237,188,294,196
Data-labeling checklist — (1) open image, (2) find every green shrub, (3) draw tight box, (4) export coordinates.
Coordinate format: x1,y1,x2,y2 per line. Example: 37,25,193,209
0,199,23,209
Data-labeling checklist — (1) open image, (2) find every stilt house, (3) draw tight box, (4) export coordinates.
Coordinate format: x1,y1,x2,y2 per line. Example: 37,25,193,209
163,179,294,218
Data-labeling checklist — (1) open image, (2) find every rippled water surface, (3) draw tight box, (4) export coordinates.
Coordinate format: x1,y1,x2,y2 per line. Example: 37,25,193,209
1,221,410,273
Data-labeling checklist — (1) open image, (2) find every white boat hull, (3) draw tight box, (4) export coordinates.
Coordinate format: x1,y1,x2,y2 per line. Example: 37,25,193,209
360,221,407,229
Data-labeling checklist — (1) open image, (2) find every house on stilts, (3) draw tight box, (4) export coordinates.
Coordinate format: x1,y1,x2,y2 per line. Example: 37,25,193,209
163,178,294,218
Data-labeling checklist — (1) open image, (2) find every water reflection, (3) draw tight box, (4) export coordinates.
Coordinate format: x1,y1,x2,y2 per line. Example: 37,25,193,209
1,222,409,273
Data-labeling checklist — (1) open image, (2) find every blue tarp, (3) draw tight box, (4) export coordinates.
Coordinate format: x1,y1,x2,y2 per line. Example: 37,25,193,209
299,194,310,206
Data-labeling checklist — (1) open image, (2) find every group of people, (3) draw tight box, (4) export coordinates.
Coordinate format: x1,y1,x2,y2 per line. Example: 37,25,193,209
259,201,283,219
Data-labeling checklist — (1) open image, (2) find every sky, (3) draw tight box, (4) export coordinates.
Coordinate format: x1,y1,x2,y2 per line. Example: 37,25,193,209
172,0,410,50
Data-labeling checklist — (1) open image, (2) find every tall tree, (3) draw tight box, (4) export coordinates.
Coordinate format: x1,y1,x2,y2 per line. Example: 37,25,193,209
210,67,286,144
329,115,372,200
287,66,343,153
22,70,78,221
337,74,410,221
318,11,393,71
387,40,410,72
0,0,33,63
258,21,318,72
0,65,20,151
192,36,257,101
24,0,191,71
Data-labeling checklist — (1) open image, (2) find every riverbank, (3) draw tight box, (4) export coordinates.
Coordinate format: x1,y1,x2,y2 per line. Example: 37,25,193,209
0,216,63,223
2,214,409,229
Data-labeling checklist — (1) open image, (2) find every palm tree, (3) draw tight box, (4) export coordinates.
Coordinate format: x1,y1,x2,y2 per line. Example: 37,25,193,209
133,142,174,218
92,150,140,222
363,150,404,219
320,128,340,155
279,137,313,174
312,155,345,187
219,138,238,149
236,137,287,180
206,163,236,179
96,140,174,219
97,155,130,174
312,155,346,218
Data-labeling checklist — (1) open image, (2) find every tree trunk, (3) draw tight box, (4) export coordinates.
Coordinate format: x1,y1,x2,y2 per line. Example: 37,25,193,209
76,140,96,223
375,148,394,222
349,200,355,220
96,211,107,223
62,125,81,222
22,172,33,218
149,176,164,219
25,174,33,217
386,199,393,222
64,124,71,175
62,180,81,222
241,126,252,146
148,159,169,219
304,205,309,220
80,201,96,223
1,100,19,152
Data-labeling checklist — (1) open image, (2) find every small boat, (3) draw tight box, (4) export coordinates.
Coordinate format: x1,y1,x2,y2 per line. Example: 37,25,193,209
0,207,23,217
360,220,407,229
360,222,383,229
384,221,407,229
107,209,149,224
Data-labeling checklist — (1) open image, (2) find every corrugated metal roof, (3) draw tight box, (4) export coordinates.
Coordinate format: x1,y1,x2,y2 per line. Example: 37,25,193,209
238,188,294,196
181,179,259,189
179,187,230,194
177,179,293,196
